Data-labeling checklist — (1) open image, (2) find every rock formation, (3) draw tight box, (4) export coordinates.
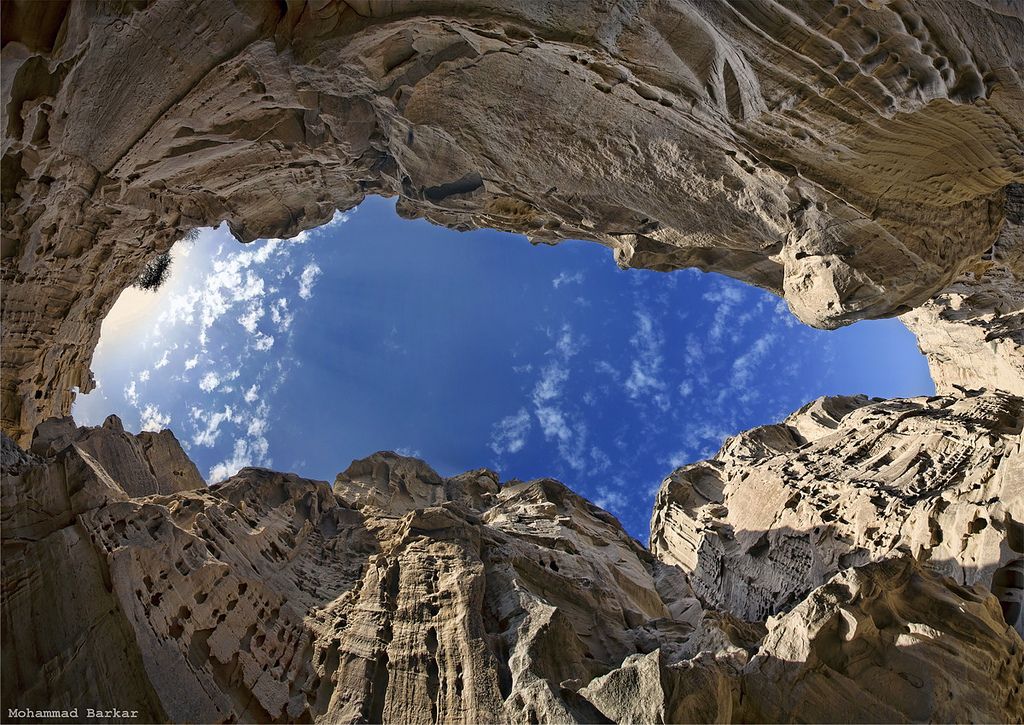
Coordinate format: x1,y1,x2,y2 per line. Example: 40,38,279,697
2,0,1023,723
3,428,1021,723
650,391,1024,631
2,0,1023,441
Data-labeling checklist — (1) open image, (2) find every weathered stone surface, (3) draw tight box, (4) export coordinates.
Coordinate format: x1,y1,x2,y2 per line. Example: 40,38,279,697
29,414,204,497
4,429,1021,723
3,0,1023,441
3,2,1024,722
736,557,1024,724
2,438,704,722
902,183,1024,396
650,390,1024,633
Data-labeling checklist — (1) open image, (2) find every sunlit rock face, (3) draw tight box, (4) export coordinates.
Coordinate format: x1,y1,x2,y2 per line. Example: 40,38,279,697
650,390,1024,633
902,183,1024,396
3,428,1021,723
2,0,1023,441
3,1,1024,722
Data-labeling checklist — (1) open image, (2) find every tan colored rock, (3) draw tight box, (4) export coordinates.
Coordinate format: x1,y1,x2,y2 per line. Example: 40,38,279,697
2,437,705,722
902,184,1024,396
28,414,204,497
651,390,1024,633
737,557,1024,724
3,2,1024,722
3,0,1023,442
5,429,1021,723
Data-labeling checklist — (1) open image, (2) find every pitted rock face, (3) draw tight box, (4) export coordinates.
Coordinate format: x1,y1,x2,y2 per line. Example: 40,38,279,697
3,2,1024,722
2,433,711,723
3,426,1022,724
2,0,1023,441
650,390,1024,632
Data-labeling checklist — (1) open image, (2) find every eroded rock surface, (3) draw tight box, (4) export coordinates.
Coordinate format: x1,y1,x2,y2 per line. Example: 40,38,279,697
3,425,1022,723
3,432,707,723
902,183,1024,396
3,0,1023,441
650,390,1024,633
3,2,1024,723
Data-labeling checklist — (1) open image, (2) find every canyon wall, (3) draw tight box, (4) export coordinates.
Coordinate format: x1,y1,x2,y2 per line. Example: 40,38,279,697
3,422,1021,723
3,1,1024,723
2,0,1023,442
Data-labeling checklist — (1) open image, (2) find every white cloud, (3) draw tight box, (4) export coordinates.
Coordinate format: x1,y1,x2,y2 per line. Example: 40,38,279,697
532,361,569,405
184,355,199,370
138,370,150,382
139,403,171,432
192,405,241,447
270,298,293,332
703,282,745,342
243,384,259,403
298,263,322,300
590,446,612,472
238,303,265,334
595,360,618,378
593,485,628,512
153,350,170,369
124,380,139,406
252,333,274,351
624,310,666,400
490,408,532,454
199,372,220,392
731,333,777,388
553,271,584,288
208,436,271,483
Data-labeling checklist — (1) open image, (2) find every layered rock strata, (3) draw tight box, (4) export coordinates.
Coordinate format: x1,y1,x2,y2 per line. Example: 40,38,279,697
650,390,1024,634
3,0,1023,441
902,183,1024,396
3,425,1021,723
3,1,1024,723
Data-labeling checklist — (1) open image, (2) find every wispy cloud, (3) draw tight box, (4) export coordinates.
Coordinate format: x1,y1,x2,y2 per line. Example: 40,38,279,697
703,283,745,343
731,333,777,388
298,263,322,300
208,435,271,483
139,403,170,432
490,408,532,454
153,350,170,369
553,271,584,288
624,309,669,410
124,380,139,406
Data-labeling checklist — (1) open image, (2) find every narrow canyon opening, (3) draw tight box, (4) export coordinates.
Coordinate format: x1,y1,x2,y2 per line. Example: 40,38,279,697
4,1,1022,720
73,196,933,539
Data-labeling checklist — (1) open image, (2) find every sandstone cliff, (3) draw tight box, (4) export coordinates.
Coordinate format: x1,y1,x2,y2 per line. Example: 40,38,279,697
3,1,1024,723
3,427,1021,723
2,0,1023,441
650,390,1024,633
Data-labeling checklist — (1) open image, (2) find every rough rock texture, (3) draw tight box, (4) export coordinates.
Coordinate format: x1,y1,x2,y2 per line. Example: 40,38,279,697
650,390,1024,633
4,430,1022,724
3,0,1024,441
736,557,1024,723
28,413,205,496
3,1,1024,722
902,183,1024,396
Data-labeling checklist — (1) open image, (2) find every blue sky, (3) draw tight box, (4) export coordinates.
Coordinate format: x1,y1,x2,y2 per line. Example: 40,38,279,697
75,196,933,540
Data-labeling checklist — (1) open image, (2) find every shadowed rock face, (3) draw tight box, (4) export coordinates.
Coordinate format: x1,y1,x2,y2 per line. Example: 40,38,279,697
3,1,1024,722
2,0,1023,441
3,430,1021,723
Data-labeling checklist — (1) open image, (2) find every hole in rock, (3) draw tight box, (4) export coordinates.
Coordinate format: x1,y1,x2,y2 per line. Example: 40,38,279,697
73,196,933,539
